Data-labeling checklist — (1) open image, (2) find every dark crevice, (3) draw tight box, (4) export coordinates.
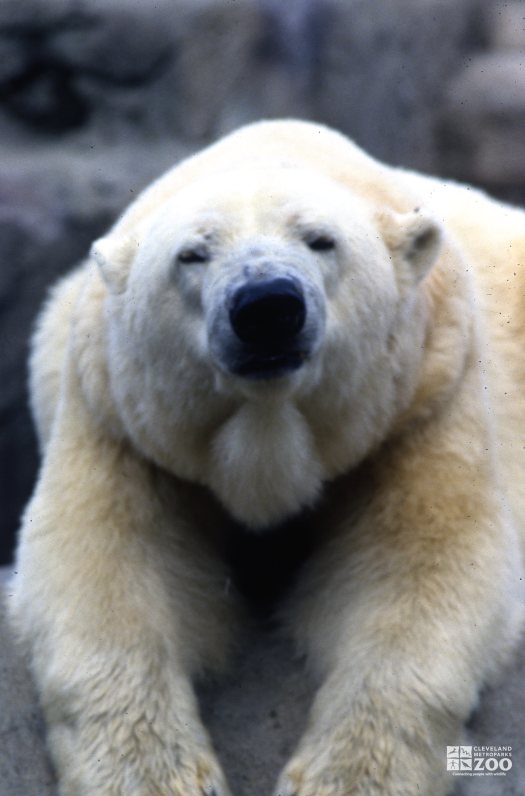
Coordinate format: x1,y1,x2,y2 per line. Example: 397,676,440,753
0,62,91,133
0,10,99,36
222,514,320,619
74,46,175,88
0,17,174,134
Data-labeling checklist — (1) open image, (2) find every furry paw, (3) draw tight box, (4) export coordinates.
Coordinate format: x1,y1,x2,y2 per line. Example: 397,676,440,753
49,717,231,796
273,727,447,796
59,751,231,796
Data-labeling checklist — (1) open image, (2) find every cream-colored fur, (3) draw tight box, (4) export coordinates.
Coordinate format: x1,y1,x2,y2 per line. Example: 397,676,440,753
9,120,525,796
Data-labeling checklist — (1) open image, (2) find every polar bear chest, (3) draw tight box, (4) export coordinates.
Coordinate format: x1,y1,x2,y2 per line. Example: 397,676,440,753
207,401,326,528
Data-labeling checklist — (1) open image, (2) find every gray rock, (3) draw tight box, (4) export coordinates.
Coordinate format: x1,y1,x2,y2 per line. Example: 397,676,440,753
443,52,525,185
0,0,492,157
0,579,56,796
311,0,483,172
448,52,525,119
0,0,266,143
487,1,525,51
198,628,315,796
456,640,525,795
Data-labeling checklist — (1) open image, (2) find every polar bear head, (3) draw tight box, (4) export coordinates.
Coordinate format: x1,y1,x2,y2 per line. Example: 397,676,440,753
91,153,442,527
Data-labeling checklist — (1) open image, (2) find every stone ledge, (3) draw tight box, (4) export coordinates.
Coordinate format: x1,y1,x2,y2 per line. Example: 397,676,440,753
443,52,525,185
487,2,525,51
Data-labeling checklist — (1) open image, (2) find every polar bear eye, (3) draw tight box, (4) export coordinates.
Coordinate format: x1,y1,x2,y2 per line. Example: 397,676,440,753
177,245,210,264
306,235,336,252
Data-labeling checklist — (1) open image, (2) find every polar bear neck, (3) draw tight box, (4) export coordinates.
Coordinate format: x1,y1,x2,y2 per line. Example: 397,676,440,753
207,399,325,529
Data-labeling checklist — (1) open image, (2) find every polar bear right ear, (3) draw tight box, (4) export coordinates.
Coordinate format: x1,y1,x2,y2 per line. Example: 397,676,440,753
91,235,137,294
379,208,443,285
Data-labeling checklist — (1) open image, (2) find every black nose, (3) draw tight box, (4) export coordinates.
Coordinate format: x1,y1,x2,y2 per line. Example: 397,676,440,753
229,278,306,348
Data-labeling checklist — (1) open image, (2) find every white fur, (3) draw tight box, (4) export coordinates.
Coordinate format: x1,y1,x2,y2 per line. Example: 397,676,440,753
9,120,525,796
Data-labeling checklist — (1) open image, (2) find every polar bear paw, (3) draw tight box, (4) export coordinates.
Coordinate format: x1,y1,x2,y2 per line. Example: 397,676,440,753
273,732,438,796
49,719,231,796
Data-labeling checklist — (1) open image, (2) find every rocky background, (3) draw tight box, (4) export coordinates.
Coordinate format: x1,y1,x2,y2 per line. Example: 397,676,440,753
1,0,525,794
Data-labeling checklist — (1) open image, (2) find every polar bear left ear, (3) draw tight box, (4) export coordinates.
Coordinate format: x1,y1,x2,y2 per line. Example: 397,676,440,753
380,209,443,284
91,234,137,294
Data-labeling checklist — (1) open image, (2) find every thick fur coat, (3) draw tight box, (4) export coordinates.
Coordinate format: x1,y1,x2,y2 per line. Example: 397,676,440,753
9,120,525,795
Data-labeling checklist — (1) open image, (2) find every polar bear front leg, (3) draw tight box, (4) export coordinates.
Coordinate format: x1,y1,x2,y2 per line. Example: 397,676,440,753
9,370,235,796
277,414,523,796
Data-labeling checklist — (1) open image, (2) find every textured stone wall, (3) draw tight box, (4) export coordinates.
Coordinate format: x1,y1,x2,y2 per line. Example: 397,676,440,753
441,1,525,198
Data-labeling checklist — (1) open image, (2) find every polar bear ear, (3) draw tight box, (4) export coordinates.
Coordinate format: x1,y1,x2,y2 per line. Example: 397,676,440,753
380,209,443,284
91,235,137,294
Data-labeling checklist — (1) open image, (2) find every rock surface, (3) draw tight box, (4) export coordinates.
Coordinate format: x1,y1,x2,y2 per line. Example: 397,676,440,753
440,1,525,196
444,52,525,185
458,637,525,795
1,573,56,796
488,1,525,51
0,0,265,143
311,0,480,172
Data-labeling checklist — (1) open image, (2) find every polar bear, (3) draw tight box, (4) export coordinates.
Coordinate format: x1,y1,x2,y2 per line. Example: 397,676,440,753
9,120,525,796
